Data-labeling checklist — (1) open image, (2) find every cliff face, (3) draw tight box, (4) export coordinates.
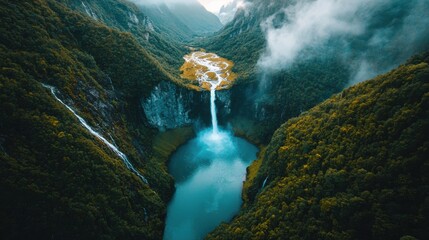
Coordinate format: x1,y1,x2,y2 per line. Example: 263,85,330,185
142,81,196,130
141,81,232,131
207,53,429,240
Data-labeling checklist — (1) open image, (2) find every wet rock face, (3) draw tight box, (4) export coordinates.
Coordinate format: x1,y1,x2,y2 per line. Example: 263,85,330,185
141,81,232,131
140,80,276,139
216,90,232,120
142,81,194,130
74,74,118,130
226,80,292,143
141,79,284,142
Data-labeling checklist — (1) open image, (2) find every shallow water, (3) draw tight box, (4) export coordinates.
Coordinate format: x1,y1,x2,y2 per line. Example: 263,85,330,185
164,129,258,240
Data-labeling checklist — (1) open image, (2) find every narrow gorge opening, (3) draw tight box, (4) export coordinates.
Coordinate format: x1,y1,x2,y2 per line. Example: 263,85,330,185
163,52,258,240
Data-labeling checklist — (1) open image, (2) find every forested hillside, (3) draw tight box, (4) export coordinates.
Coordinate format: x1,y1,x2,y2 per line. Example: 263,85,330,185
207,53,429,239
0,0,176,238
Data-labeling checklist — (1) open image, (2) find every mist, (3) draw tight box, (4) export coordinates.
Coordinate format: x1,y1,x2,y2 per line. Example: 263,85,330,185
258,0,429,84
129,0,231,13
219,0,250,24
130,0,198,5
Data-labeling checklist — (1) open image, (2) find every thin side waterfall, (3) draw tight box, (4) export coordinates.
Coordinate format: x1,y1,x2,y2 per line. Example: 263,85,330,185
42,84,148,184
261,176,269,189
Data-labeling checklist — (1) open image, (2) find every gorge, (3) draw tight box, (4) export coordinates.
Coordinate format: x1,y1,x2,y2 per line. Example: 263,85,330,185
1,0,428,240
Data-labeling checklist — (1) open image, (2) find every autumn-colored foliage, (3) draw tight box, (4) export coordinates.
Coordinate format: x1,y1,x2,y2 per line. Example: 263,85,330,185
179,51,237,91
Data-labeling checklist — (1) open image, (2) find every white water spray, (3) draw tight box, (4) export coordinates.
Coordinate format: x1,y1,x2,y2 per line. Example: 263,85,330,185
43,84,148,184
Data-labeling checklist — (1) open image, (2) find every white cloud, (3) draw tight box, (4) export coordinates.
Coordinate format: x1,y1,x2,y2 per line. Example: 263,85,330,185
129,0,201,7
218,0,250,24
131,0,196,3
199,0,233,13
258,0,382,71
257,0,429,84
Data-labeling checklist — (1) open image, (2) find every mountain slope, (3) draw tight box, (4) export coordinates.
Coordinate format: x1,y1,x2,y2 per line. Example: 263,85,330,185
0,0,176,238
201,0,271,78
207,53,429,239
58,0,187,74
137,3,195,42
203,0,429,144
136,2,222,42
218,0,241,25
206,0,429,79
167,2,222,35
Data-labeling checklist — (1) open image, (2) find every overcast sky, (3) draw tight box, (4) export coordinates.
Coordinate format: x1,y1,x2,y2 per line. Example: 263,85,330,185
198,0,232,13
131,0,232,14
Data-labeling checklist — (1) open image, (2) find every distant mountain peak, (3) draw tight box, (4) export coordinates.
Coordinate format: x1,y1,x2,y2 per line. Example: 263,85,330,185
134,0,222,40
218,0,252,25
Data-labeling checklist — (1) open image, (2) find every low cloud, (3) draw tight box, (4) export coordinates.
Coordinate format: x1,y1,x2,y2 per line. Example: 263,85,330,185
258,0,429,83
130,0,198,5
219,0,252,24
236,0,252,16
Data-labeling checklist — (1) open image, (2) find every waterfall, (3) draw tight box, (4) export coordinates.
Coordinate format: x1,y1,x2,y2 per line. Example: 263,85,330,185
210,86,218,134
42,84,148,184
261,176,269,189
183,52,233,135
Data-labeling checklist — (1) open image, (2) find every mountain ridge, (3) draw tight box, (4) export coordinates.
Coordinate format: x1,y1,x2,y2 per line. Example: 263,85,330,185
135,1,222,42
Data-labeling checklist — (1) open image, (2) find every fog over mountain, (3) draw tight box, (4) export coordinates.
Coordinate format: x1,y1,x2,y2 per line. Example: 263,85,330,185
130,0,222,40
130,0,231,13
218,0,252,24
131,0,198,5
258,0,429,83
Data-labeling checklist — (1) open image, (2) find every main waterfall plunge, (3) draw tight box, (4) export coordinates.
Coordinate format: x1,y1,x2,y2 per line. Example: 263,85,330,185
163,52,258,240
